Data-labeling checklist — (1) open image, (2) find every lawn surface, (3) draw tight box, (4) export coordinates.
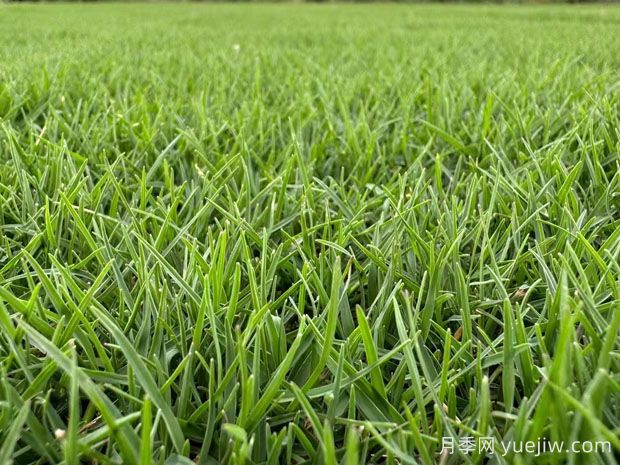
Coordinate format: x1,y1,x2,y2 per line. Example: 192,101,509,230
0,3,619,464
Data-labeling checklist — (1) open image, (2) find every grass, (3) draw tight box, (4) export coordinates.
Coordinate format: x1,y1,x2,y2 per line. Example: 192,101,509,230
0,2,619,464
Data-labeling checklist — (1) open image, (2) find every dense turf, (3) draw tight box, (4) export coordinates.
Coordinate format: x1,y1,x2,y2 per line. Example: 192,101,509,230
0,3,619,464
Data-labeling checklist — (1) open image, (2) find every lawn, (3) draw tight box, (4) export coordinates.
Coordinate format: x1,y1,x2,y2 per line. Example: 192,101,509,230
0,3,619,464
